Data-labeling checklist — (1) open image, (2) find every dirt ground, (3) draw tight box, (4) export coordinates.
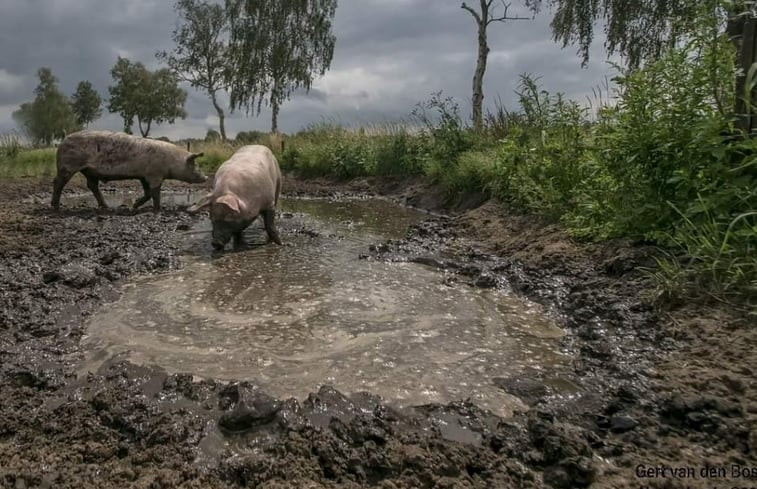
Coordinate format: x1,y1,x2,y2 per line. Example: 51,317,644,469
0,174,754,489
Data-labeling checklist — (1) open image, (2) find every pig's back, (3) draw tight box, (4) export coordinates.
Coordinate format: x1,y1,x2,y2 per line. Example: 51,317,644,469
58,130,188,178
215,145,280,203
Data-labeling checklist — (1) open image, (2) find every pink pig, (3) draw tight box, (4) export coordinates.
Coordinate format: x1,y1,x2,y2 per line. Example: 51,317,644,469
188,145,282,250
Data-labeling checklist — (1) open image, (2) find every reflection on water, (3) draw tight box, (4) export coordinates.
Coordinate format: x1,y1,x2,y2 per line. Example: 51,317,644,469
76,193,570,416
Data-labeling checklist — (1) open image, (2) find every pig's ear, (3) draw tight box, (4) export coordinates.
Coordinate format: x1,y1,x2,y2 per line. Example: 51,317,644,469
215,194,241,213
187,193,213,213
187,152,204,164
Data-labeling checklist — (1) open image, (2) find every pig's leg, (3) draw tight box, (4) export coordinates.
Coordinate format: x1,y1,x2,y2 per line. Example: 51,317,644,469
262,208,282,245
86,175,108,209
133,178,152,209
150,184,162,212
232,231,244,249
51,170,74,209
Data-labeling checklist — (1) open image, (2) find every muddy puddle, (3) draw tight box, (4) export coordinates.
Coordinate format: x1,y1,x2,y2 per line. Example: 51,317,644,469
70,190,571,417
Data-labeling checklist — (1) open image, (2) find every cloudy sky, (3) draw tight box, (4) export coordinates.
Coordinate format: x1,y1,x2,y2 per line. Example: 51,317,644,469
0,0,614,139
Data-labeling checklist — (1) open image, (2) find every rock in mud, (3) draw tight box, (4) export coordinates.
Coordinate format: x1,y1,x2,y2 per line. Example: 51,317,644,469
544,456,596,488
527,413,596,488
609,415,639,433
474,272,498,288
304,385,361,428
42,263,98,288
493,376,550,406
218,383,282,433
660,394,742,429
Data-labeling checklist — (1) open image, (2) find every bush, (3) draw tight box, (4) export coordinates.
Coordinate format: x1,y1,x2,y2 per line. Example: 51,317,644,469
205,128,221,142
236,130,266,144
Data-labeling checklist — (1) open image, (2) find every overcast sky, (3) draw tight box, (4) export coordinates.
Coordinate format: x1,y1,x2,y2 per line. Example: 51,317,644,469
0,0,614,139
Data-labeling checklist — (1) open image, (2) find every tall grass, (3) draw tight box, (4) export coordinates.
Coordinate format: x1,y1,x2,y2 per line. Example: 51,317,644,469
278,121,428,178
189,131,289,173
0,132,56,177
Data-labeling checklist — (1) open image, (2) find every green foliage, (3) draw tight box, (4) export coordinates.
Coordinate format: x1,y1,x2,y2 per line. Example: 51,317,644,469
0,147,56,178
235,130,266,144
646,203,757,309
71,81,103,128
565,33,739,241
226,0,337,132
12,68,80,146
412,92,475,166
108,57,187,137
205,128,222,142
528,0,731,68
472,75,592,218
426,149,497,196
278,123,427,179
0,132,22,159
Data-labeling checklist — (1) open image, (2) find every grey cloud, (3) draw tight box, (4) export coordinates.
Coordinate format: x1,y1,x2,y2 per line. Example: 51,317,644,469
0,0,612,137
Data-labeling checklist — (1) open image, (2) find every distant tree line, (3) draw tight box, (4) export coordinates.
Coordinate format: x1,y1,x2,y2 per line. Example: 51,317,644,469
13,0,338,144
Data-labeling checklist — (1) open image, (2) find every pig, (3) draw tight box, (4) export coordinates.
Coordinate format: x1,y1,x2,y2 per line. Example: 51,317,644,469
188,145,282,250
51,130,207,211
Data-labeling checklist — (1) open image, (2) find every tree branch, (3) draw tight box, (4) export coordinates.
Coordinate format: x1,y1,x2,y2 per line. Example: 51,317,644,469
461,2,482,24
487,1,532,25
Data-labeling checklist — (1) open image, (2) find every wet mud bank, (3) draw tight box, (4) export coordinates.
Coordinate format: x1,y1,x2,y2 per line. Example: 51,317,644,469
0,175,754,489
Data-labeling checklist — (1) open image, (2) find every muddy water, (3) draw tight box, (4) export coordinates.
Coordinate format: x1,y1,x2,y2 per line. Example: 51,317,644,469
74,191,570,416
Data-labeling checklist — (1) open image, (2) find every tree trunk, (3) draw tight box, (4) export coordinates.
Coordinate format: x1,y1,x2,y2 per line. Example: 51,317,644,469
271,101,280,134
210,91,227,141
138,118,152,137
472,23,489,130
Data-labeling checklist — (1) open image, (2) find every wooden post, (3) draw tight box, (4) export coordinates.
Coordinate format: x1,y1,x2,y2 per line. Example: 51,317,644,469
187,141,191,151
281,139,285,153
736,17,757,135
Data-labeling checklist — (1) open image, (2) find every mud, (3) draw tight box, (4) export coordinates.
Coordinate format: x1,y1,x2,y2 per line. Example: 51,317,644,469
0,174,754,489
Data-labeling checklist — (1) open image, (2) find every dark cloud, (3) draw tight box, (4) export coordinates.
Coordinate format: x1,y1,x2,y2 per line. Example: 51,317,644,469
0,0,613,137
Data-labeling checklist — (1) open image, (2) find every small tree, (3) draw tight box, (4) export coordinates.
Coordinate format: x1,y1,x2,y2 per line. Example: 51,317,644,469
226,0,337,133
12,68,79,145
461,1,532,130
71,81,103,128
108,57,188,137
158,0,231,140
205,128,221,141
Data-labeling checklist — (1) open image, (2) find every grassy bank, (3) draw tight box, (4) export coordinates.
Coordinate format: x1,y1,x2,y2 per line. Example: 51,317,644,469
277,51,756,310
0,134,56,177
